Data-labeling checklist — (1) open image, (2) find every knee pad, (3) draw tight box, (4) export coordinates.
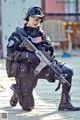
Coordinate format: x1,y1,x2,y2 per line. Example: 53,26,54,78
20,94,34,111
22,104,34,111
62,64,73,77
62,64,73,84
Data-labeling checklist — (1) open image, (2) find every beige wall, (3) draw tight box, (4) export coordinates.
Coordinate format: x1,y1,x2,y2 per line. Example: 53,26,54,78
1,0,41,58
0,0,1,49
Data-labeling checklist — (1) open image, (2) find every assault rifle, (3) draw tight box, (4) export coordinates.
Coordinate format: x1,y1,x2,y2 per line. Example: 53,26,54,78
19,37,70,86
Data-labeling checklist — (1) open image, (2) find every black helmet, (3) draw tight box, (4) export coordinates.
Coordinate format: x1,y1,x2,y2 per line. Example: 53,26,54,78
24,6,44,22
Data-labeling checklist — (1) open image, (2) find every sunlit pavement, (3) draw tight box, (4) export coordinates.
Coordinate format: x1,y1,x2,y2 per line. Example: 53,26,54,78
0,56,80,120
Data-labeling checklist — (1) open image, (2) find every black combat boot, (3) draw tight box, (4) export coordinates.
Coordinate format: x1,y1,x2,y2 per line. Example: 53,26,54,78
10,92,18,107
58,93,80,111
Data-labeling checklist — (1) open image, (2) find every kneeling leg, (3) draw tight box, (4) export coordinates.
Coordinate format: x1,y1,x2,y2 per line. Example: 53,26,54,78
58,64,80,111
15,77,37,111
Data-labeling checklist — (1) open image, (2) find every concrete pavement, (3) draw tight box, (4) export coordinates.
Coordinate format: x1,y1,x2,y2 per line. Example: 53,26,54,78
0,56,80,120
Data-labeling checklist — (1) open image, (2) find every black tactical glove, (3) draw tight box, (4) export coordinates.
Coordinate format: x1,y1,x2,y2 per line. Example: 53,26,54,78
38,44,54,57
26,51,39,63
13,51,39,63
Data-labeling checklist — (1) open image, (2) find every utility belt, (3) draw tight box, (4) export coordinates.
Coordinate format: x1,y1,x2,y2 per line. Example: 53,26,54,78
6,58,31,77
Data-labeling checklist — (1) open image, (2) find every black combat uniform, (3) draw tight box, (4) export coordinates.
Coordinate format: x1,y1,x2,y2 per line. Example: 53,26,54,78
6,6,80,111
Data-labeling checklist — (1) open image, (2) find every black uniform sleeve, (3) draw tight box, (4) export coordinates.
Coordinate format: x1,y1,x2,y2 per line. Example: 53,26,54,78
7,32,22,61
7,32,39,62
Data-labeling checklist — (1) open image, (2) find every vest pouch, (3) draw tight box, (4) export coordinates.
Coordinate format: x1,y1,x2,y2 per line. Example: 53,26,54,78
6,59,19,77
6,59,13,77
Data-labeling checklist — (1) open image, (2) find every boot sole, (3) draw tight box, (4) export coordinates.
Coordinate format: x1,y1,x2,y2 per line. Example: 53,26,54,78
58,107,80,111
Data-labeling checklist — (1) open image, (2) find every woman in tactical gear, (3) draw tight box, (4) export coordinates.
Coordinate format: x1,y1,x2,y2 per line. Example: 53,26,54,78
6,6,80,111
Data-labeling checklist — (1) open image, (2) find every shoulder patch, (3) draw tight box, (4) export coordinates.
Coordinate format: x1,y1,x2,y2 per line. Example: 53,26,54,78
7,40,14,47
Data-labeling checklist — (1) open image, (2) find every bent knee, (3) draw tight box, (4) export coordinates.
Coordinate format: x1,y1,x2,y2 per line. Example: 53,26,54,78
19,95,34,111
62,64,73,77
22,105,34,111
